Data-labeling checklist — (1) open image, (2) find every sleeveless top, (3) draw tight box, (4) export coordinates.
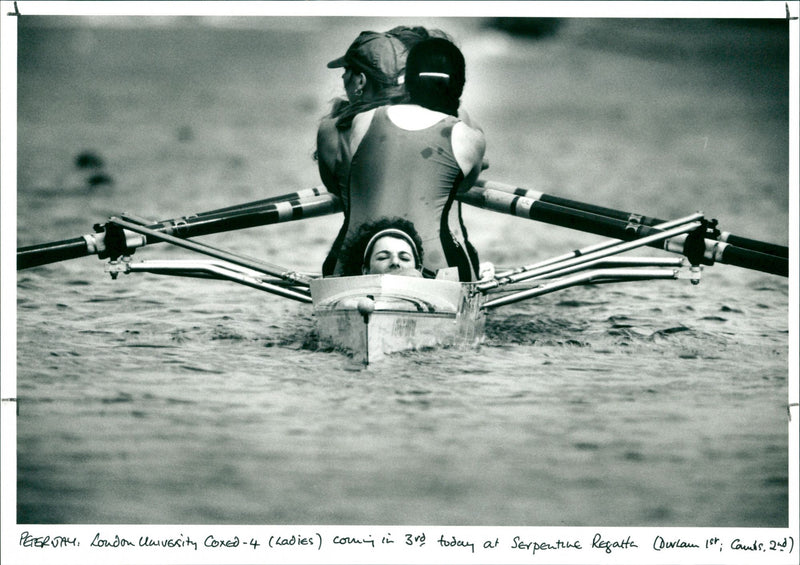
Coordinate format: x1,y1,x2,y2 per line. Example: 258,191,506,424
331,106,477,281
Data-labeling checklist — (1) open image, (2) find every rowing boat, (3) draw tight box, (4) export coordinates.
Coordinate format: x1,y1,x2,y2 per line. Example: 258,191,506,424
311,274,486,364
16,178,788,364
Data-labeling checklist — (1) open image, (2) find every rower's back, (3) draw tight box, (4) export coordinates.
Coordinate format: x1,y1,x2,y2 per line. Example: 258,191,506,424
340,38,485,281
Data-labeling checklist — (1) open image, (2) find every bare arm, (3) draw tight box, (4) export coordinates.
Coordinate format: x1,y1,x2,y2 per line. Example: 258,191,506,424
316,118,340,195
457,109,489,170
452,121,486,192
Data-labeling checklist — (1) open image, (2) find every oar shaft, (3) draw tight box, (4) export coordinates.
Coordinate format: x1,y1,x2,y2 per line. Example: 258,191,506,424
459,186,662,241
17,180,788,279
17,193,342,270
17,237,91,269
718,233,788,258
664,234,788,277
477,179,789,259
157,193,340,238
193,186,326,217
459,186,788,277
477,179,659,225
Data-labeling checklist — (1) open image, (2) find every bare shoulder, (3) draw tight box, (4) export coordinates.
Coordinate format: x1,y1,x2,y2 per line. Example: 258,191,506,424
316,118,340,192
453,120,485,146
351,108,377,135
317,117,339,155
349,108,378,153
452,121,486,168
456,108,483,132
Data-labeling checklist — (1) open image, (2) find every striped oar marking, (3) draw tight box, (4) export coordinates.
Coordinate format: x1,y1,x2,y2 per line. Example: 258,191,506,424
476,179,788,259
460,186,788,277
478,179,656,227
462,186,639,239
161,194,340,238
193,187,324,217
275,195,334,221
273,199,300,221
478,186,538,219
479,180,544,202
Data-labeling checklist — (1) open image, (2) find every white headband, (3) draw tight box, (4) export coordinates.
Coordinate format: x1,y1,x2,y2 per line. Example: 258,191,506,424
418,72,450,79
363,228,420,267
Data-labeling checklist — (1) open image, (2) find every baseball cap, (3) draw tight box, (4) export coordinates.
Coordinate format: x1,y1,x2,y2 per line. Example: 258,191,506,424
327,31,407,85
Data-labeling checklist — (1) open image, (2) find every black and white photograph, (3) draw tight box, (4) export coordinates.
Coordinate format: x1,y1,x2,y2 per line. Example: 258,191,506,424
2,1,798,564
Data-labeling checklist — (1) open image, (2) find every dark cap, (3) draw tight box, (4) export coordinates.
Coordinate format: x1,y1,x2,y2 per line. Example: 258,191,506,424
327,31,407,85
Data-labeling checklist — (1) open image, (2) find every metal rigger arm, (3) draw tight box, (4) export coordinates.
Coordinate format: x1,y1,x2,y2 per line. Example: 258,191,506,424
478,213,711,310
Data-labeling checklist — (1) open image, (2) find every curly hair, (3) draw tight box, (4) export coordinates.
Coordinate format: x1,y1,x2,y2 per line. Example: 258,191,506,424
338,217,425,276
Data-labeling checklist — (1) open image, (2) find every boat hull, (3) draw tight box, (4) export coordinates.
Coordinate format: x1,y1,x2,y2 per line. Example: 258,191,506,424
310,275,485,364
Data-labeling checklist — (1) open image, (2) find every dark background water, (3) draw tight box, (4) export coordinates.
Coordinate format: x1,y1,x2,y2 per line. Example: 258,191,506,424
12,15,790,527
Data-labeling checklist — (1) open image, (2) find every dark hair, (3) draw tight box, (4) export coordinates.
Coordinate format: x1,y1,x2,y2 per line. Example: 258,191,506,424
405,37,465,116
386,26,452,49
329,92,405,131
339,217,424,276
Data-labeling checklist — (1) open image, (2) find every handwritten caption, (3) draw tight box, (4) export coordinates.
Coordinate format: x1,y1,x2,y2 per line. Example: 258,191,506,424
18,530,795,559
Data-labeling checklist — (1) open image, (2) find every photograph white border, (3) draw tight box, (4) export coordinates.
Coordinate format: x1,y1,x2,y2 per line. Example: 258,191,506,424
2,2,797,564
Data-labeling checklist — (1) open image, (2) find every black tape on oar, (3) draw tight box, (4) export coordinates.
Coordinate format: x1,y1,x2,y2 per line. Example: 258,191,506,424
291,200,304,220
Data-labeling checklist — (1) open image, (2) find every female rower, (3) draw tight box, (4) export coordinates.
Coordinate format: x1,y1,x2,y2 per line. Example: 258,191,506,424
317,37,486,281
338,217,425,277
317,27,485,277
322,26,449,130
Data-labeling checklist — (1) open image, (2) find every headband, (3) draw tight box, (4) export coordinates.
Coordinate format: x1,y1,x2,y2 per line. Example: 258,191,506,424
363,228,421,268
417,71,450,79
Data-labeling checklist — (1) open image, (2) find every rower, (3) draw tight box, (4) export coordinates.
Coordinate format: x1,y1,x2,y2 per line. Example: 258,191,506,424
321,27,451,130
363,231,423,277
317,37,486,281
337,217,426,278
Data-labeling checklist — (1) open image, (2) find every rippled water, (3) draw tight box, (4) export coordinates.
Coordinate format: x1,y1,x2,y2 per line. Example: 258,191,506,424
12,17,790,526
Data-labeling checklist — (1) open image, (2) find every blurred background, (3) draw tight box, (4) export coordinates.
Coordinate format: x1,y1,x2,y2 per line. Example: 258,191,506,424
13,15,790,527
16,16,789,272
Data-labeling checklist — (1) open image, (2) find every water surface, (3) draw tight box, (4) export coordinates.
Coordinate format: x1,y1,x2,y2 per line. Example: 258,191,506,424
14,17,790,526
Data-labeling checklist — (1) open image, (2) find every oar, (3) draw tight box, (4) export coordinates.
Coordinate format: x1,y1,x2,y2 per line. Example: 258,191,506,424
197,180,788,260
457,185,788,277
193,186,326,217
18,182,788,277
476,179,789,259
17,193,342,270
198,180,788,261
